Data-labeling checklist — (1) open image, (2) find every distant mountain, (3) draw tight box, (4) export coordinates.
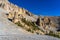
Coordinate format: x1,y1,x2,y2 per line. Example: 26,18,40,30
0,0,60,38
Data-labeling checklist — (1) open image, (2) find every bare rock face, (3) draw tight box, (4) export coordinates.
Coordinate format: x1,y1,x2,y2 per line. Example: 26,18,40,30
36,16,60,34
44,17,50,24
0,0,37,23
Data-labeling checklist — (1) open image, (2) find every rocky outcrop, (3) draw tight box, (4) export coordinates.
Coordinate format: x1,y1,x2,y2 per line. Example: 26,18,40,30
0,7,60,40
0,0,36,22
36,16,60,34
0,0,42,34
0,0,60,38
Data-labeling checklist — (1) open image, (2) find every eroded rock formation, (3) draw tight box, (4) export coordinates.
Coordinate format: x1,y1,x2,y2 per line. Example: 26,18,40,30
0,0,60,36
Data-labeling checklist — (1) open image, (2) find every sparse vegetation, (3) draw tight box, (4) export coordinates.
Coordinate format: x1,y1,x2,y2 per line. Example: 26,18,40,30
46,31,60,38
15,18,45,34
36,32,39,35
15,21,24,28
26,29,34,33
21,18,40,30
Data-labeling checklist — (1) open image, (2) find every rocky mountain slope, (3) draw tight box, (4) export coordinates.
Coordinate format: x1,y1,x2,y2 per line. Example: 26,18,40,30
0,0,60,39
0,7,60,40
0,8,32,35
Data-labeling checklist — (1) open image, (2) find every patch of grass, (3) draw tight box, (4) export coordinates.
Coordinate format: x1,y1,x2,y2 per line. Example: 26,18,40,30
26,29,34,33
21,18,39,30
15,21,24,28
21,18,40,30
46,31,60,38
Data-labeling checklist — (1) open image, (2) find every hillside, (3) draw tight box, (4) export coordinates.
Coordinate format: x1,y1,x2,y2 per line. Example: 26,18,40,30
0,0,60,40
0,7,60,40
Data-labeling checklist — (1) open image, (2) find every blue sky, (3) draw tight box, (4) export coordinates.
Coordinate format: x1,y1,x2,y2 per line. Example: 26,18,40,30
9,0,60,16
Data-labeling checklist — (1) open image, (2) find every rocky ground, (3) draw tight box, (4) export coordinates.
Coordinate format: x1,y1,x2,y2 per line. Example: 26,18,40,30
0,34,60,40
0,7,60,40
0,0,60,40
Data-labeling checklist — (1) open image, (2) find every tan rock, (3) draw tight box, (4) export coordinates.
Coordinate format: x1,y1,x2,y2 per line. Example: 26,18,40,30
44,17,50,24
